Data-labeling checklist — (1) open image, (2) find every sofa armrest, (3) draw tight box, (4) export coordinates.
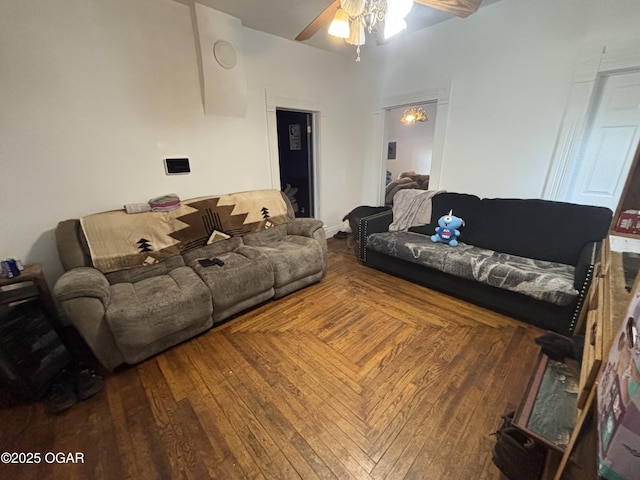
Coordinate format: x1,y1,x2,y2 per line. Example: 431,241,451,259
54,268,123,371
53,267,111,307
574,241,601,291
58,297,124,371
286,218,324,237
286,218,328,269
567,241,602,334
359,210,394,262
56,219,92,270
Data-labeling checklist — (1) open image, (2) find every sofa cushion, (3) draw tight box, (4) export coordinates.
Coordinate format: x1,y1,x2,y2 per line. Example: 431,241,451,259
242,224,288,244
243,230,324,294
408,192,481,243
187,247,275,322
105,255,185,284
182,237,244,265
105,266,213,355
367,231,578,306
250,237,323,281
466,198,612,266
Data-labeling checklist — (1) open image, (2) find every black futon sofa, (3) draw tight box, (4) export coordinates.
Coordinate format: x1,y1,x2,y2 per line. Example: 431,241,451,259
357,192,613,336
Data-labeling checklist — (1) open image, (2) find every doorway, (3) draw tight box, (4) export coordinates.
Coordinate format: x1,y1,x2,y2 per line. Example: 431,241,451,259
275,109,315,217
385,102,436,182
563,69,640,210
381,102,436,205
371,81,451,206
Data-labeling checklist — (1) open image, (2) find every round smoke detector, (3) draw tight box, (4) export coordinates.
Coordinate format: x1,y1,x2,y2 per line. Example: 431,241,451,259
213,40,236,70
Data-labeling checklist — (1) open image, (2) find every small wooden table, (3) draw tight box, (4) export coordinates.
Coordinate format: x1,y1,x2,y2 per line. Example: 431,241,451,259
0,263,58,322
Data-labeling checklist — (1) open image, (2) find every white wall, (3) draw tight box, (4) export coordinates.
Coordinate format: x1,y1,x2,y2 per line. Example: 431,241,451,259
0,0,362,285
361,0,640,201
4,0,640,287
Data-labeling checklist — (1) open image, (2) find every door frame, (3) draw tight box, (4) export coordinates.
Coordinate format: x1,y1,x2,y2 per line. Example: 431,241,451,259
371,80,451,205
275,109,315,217
543,45,640,201
384,101,437,183
266,90,322,218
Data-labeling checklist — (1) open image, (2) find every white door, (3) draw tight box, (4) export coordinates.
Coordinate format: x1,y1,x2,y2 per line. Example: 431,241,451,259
565,70,640,210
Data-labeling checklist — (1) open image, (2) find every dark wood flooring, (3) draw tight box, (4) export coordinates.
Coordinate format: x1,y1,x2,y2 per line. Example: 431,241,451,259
0,237,543,479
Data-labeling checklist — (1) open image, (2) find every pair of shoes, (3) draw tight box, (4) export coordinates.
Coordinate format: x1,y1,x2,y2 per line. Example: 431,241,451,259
75,368,104,400
45,368,104,414
45,371,76,414
491,411,545,480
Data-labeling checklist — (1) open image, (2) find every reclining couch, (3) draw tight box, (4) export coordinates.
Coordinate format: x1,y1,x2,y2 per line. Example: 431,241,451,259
358,191,612,336
53,189,327,370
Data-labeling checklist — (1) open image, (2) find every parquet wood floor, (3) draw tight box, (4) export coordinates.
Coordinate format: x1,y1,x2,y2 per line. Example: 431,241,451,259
0,237,543,479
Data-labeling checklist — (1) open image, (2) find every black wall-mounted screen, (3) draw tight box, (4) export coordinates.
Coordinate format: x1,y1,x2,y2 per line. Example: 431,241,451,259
164,158,190,175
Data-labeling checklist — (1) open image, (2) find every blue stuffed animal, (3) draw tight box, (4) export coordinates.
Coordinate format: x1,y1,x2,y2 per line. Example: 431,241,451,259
431,210,465,246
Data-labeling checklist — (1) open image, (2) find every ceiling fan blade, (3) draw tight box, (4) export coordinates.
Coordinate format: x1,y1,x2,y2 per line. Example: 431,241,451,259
295,0,341,41
413,0,482,18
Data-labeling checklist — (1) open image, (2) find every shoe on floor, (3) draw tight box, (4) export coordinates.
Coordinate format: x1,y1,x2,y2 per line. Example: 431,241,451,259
334,231,349,239
45,371,77,414
74,368,104,401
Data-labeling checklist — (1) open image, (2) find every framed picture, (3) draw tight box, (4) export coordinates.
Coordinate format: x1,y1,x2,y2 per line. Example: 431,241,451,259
387,142,397,160
289,124,302,151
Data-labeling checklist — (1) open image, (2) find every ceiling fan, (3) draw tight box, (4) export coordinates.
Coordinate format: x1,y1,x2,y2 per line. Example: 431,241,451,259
295,0,482,43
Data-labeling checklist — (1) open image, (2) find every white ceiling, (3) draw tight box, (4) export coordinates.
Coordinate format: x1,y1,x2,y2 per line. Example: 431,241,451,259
174,0,503,56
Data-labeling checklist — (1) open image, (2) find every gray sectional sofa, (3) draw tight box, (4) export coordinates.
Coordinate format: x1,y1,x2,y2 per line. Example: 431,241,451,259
53,190,327,370
358,192,612,336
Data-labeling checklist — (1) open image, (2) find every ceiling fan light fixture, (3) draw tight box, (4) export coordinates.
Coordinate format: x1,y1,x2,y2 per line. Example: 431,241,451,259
346,20,366,61
346,18,366,46
328,8,351,39
401,107,428,124
296,0,484,56
335,0,414,59
341,0,366,17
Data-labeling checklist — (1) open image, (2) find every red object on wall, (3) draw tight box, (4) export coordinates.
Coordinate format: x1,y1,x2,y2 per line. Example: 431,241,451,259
615,210,640,234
